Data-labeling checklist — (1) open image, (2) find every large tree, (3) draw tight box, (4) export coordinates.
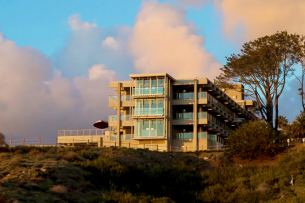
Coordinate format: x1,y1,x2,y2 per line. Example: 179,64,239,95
216,31,304,129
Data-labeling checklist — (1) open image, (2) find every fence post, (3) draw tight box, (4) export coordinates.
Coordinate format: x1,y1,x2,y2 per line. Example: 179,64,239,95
217,144,219,150
10,139,12,147
144,143,145,149
115,142,116,148
129,142,130,148
23,138,25,146
202,145,203,151
56,138,58,147
186,146,187,152
157,144,158,151
88,139,89,145
73,138,74,147
39,138,41,147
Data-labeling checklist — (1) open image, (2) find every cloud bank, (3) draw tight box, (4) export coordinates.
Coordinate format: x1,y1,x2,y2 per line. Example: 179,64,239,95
216,0,305,41
0,30,116,139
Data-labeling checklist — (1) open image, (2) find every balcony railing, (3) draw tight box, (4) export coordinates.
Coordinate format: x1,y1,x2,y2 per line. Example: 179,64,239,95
174,93,194,99
174,132,193,139
174,112,193,120
198,132,207,139
120,134,134,140
133,87,164,96
198,112,207,119
110,135,117,141
132,108,164,116
58,129,107,136
109,95,131,102
109,115,131,121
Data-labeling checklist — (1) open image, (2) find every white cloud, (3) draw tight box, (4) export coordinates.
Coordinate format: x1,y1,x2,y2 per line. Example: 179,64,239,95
102,36,119,50
129,0,221,79
178,0,212,7
0,32,117,139
68,14,97,31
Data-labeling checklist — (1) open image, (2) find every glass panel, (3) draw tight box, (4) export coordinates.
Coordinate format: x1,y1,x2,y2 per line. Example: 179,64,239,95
157,120,164,136
198,132,207,139
144,100,149,108
151,120,156,136
158,78,164,86
151,79,157,94
151,100,156,108
157,100,164,108
143,121,149,137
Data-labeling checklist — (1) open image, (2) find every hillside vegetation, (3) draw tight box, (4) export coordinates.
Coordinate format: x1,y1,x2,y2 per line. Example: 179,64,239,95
0,145,305,203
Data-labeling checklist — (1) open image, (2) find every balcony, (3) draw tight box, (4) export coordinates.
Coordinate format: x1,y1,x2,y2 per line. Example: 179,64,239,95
174,132,193,139
173,112,194,125
132,108,164,117
121,134,134,140
109,95,133,108
134,130,165,139
108,115,132,127
133,87,164,97
198,132,207,139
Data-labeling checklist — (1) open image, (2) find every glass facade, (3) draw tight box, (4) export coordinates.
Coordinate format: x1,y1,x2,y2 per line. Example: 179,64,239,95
133,78,164,95
135,119,164,137
133,99,164,115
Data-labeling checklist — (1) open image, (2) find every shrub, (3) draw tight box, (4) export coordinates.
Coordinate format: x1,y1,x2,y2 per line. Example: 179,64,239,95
0,132,6,147
62,151,79,162
226,120,283,160
50,185,68,194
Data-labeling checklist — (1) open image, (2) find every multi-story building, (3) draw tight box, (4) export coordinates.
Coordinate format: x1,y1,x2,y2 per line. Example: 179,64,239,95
105,73,255,152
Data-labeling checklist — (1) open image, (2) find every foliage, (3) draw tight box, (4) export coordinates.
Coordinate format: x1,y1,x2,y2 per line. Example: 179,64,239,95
0,132,6,146
290,111,305,139
3,146,305,202
278,115,289,129
226,120,284,160
216,31,305,128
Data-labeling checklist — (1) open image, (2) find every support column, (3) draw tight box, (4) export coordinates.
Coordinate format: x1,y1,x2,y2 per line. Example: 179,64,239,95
193,79,198,151
117,82,121,147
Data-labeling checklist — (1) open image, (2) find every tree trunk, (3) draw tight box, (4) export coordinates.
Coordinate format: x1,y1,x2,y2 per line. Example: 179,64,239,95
266,103,274,128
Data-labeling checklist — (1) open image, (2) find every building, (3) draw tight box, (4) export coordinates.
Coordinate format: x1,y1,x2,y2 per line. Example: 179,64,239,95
103,73,255,151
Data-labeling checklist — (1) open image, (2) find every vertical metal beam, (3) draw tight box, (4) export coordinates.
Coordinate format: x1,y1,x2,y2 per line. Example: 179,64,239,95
117,82,121,147
193,79,198,151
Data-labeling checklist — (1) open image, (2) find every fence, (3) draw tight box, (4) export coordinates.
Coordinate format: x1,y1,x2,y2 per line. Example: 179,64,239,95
8,138,58,147
58,129,106,136
101,141,224,152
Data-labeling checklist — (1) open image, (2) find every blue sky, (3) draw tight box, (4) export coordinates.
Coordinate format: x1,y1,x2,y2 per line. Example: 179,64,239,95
0,0,237,64
0,0,304,139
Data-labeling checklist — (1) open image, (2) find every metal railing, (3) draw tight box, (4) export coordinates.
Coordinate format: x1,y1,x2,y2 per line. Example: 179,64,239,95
58,129,106,136
120,134,134,140
133,87,164,95
132,108,164,116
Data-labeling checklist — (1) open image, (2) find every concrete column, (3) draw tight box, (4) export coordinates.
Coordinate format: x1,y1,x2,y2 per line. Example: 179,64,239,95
193,79,198,151
168,79,172,152
117,82,121,146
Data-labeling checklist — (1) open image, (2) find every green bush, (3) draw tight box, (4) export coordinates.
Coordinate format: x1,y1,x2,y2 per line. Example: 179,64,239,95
226,120,284,160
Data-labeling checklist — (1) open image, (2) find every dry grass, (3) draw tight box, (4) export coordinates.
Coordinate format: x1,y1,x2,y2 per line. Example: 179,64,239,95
50,185,68,194
29,149,44,161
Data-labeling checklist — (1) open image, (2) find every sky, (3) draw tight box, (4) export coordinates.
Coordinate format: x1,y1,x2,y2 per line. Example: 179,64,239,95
0,0,305,140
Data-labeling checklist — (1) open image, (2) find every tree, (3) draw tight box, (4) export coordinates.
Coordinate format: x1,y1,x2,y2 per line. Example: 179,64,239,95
216,31,304,129
0,132,6,147
226,120,283,160
293,44,305,111
278,115,288,129
291,111,305,140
